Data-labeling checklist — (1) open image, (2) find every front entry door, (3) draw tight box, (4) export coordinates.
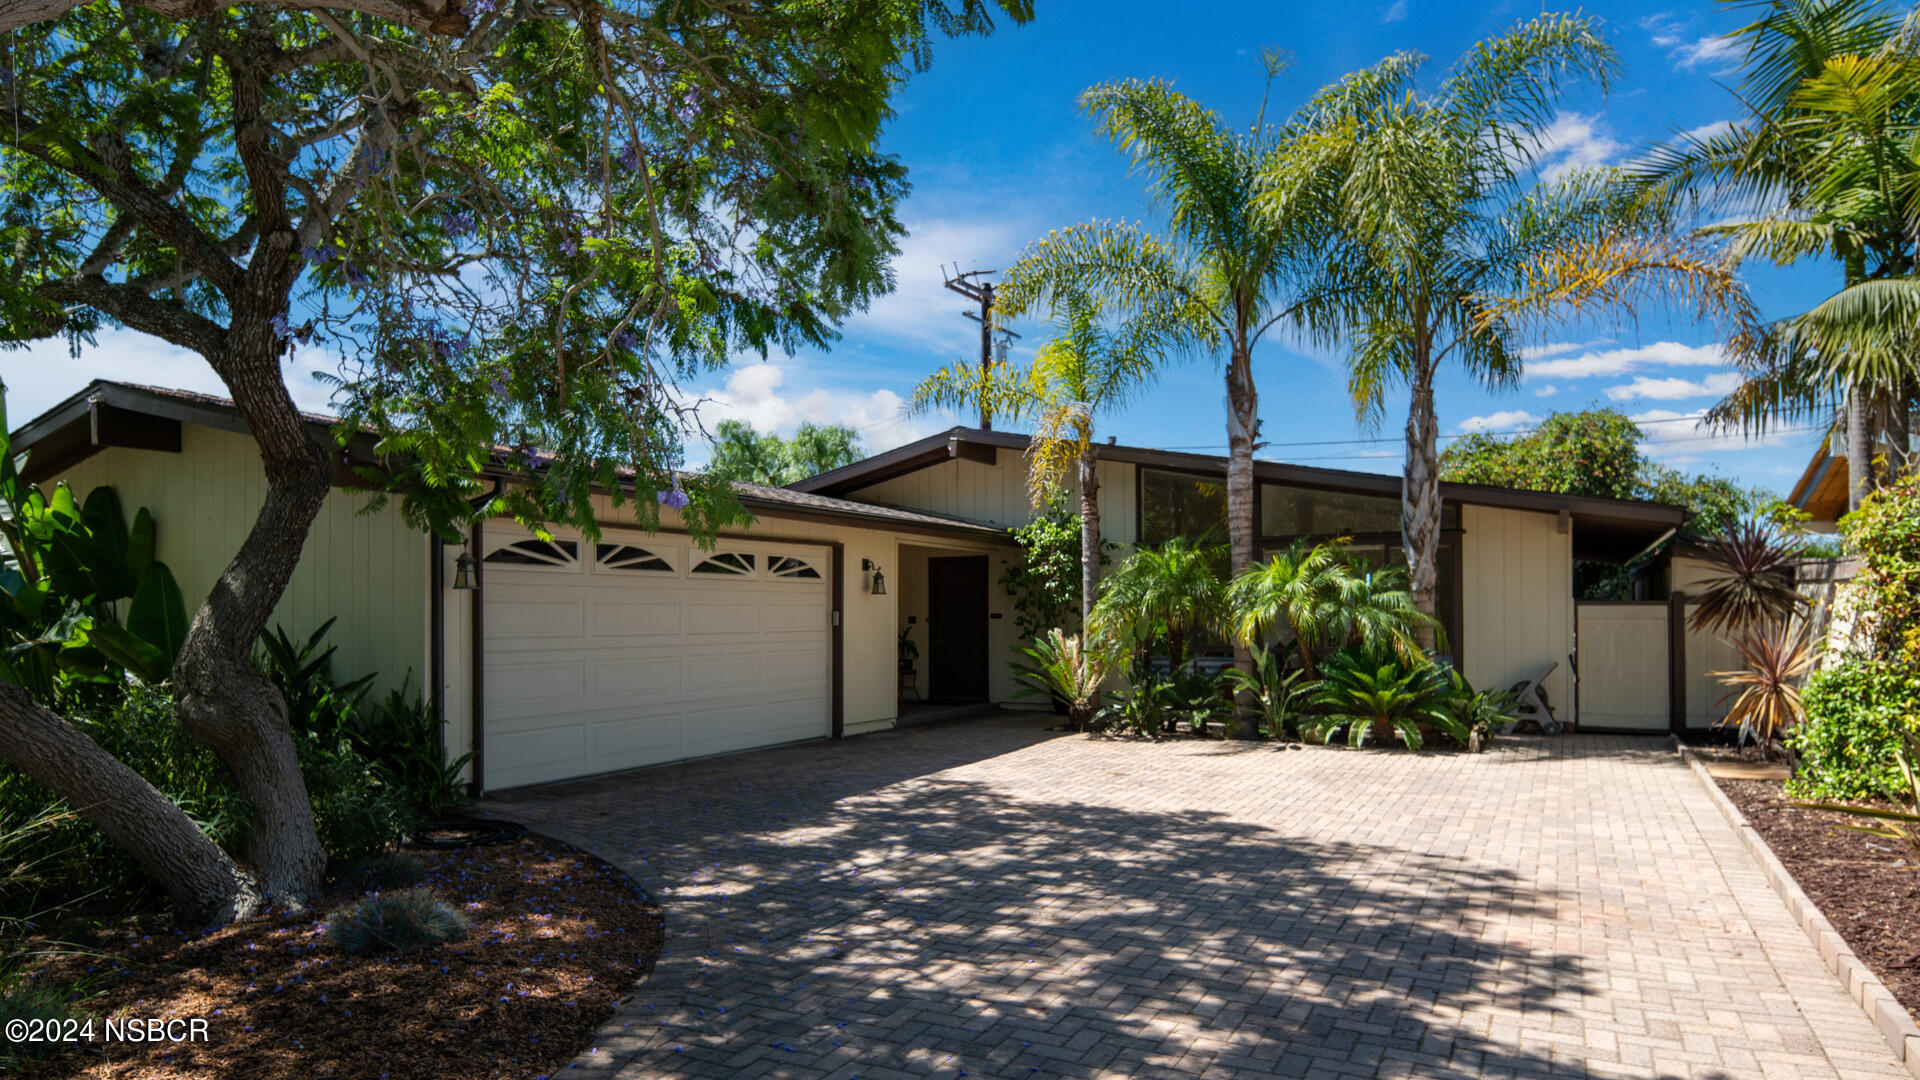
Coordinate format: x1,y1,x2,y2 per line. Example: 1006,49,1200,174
928,556,989,700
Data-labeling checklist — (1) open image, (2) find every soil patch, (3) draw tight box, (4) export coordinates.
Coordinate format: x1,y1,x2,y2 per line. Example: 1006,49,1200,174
1714,772,1920,1019
13,834,662,1080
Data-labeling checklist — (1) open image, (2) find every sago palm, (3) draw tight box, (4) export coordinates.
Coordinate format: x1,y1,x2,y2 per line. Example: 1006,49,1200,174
1091,537,1225,672
997,57,1349,684
911,290,1191,624
1305,14,1753,641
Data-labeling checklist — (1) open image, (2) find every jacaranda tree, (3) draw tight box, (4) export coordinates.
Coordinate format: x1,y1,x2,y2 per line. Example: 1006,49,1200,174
0,0,1033,925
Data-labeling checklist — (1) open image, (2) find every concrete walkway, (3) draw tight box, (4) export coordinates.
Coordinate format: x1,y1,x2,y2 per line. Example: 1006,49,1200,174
482,715,1907,1079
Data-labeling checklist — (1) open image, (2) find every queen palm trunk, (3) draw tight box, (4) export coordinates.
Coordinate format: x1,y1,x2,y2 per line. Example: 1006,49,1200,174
1402,361,1442,650
1079,449,1101,628
1224,339,1259,735
1846,382,1874,512
1883,386,1911,479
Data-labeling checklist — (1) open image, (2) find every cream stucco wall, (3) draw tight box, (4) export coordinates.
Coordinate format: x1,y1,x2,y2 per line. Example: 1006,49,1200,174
52,423,430,700
1461,504,1575,721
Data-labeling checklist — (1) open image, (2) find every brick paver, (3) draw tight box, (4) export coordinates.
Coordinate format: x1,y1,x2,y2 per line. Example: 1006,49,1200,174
481,715,1907,1079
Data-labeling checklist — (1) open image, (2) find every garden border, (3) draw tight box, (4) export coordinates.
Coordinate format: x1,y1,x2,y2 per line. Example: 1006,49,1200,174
1673,738,1920,1079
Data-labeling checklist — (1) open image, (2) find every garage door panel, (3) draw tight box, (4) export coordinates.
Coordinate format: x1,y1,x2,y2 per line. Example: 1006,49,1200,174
487,727,586,789
686,599,760,635
485,597,585,639
484,531,832,789
593,599,681,637
592,657,682,699
762,647,828,683
488,659,585,709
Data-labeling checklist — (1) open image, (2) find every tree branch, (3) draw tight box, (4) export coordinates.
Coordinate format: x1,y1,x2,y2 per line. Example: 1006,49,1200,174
34,276,227,355
0,0,468,36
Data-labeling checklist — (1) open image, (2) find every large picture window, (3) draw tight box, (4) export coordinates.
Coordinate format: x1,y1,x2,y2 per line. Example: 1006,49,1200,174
1139,468,1228,544
1259,482,1457,536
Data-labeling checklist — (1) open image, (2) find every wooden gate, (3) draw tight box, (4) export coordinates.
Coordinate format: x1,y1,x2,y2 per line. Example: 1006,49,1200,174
1575,602,1672,733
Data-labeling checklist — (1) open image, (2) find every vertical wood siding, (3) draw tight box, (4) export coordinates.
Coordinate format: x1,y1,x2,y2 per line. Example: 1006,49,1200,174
53,424,429,699
1461,504,1575,720
846,449,1141,545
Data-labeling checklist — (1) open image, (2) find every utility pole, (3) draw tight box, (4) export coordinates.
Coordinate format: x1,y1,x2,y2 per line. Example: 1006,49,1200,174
942,265,1020,429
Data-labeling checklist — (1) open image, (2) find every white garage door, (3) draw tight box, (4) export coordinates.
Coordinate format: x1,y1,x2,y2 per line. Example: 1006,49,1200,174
481,528,833,789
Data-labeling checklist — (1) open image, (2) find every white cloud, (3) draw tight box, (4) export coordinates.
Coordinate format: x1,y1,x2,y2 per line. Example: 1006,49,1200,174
1521,338,1612,361
1,329,340,424
1527,112,1624,182
682,357,958,466
1673,35,1741,70
838,217,1034,356
1680,118,1737,143
1631,407,1783,459
1533,384,1560,398
1456,409,1540,434
1382,0,1406,22
1604,372,1743,401
1525,340,1727,380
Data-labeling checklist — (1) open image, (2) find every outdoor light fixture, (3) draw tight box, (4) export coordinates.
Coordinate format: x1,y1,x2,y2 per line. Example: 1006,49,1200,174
862,558,887,596
452,544,479,591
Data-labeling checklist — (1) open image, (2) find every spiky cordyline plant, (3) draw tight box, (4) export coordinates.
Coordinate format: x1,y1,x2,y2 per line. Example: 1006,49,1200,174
1688,522,1807,636
1711,624,1815,755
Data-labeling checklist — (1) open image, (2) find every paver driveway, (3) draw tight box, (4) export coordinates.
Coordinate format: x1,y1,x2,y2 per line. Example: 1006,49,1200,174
482,714,1907,1080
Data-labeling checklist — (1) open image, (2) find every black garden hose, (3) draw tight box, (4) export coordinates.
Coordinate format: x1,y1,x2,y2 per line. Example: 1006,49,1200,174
405,817,527,850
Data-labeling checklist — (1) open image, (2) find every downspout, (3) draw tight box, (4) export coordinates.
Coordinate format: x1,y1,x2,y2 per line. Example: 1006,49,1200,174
430,532,445,768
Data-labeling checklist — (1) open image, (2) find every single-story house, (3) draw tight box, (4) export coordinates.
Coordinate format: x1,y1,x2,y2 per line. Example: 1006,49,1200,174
1785,439,1849,530
13,380,1701,791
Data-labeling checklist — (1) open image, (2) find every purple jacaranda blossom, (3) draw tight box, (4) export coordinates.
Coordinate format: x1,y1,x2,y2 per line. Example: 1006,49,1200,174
615,144,640,172
658,475,689,510
523,445,539,471
490,375,510,398
559,236,578,256
343,263,369,287
468,0,502,14
270,312,293,341
444,209,476,236
300,244,334,265
676,90,698,124
850,175,871,191
613,328,639,351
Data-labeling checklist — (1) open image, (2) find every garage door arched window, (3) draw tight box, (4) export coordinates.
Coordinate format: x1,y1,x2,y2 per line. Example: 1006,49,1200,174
769,555,822,580
596,544,672,573
484,538,579,568
692,552,756,576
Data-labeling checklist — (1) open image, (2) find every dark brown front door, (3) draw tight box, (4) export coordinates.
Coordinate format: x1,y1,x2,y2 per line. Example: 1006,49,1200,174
928,556,989,701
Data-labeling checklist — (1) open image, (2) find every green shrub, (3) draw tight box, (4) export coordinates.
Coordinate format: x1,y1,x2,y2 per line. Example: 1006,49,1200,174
1304,649,1451,750
346,682,472,818
0,974,88,1069
1789,659,1920,801
299,733,409,867
1221,645,1317,740
328,886,468,955
1840,478,1920,663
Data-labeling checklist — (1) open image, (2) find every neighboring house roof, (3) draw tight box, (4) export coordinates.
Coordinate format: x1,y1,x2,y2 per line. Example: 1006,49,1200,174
1786,440,1849,525
791,426,1691,561
8,381,1008,542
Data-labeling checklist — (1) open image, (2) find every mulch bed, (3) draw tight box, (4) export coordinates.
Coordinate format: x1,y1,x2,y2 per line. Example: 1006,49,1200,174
13,834,662,1080
1712,767,1920,1020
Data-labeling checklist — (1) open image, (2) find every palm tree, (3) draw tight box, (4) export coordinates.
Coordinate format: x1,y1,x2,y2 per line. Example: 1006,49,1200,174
912,291,1191,625
1091,537,1225,673
997,56,1349,682
1638,0,1918,507
1306,14,1753,640
1226,539,1435,675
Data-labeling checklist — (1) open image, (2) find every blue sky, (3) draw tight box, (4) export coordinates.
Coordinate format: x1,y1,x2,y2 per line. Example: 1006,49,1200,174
3,0,1837,495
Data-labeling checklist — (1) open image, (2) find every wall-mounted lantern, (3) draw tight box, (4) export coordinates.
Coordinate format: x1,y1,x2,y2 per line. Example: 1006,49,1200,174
862,558,887,596
452,543,479,591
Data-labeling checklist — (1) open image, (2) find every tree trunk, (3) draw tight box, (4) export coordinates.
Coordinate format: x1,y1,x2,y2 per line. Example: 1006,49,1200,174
1079,448,1101,629
0,685,262,927
1846,381,1874,513
1402,361,1441,650
1224,339,1258,736
1884,384,1912,479
172,314,334,907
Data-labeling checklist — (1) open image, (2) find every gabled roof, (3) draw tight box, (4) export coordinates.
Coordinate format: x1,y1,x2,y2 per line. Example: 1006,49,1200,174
793,426,1691,561
1787,439,1849,525
8,381,1009,542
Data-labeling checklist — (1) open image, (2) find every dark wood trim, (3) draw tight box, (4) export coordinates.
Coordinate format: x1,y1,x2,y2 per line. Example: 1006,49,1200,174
93,403,183,453
468,518,486,797
731,496,1010,543
1668,590,1688,735
950,437,997,465
831,544,845,739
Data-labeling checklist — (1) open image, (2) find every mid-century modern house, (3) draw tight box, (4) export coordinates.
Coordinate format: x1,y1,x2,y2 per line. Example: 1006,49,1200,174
13,381,1718,791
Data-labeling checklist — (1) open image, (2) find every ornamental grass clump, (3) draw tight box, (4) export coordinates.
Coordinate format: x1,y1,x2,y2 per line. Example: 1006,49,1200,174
328,886,467,956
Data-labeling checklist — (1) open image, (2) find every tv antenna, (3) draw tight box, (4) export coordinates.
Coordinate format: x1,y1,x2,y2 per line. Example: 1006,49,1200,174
942,265,1020,430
